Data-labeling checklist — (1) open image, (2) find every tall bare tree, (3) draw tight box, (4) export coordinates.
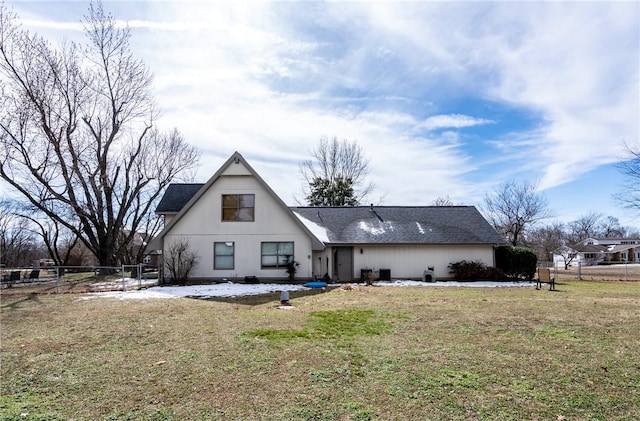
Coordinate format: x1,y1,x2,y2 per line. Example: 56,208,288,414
483,180,552,246
566,213,626,244
565,212,603,244
300,137,374,206
0,2,199,266
525,221,566,262
598,215,624,238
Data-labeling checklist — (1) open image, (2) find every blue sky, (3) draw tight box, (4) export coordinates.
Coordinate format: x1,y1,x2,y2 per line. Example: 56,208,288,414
4,0,640,229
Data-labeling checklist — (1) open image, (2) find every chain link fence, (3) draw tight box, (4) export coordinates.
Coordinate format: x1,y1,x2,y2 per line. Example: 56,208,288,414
0,264,159,296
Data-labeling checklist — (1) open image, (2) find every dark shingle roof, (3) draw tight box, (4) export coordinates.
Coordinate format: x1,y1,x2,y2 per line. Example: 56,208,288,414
154,183,502,245
292,206,503,245
573,244,607,253
155,183,204,213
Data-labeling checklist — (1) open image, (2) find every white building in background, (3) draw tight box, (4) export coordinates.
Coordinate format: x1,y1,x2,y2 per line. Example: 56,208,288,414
553,237,640,267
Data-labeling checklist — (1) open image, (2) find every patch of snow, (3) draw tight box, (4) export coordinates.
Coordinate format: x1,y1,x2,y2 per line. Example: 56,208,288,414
91,278,158,290
293,211,330,243
416,222,425,234
359,220,394,235
78,279,536,301
78,282,311,301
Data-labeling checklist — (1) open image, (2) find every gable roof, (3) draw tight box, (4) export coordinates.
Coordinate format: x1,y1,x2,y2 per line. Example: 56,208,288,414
292,206,504,245
149,153,504,250
608,244,640,253
147,152,325,251
155,183,204,214
572,244,608,253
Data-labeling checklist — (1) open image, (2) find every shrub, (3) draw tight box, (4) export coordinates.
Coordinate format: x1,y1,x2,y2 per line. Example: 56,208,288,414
164,238,200,284
495,245,537,281
284,259,300,281
448,260,504,281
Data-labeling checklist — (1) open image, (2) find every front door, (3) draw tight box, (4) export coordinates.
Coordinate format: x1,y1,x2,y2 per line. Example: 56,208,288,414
333,247,353,281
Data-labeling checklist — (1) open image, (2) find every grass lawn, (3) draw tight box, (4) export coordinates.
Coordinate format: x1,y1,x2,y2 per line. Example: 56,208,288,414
1,281,639,420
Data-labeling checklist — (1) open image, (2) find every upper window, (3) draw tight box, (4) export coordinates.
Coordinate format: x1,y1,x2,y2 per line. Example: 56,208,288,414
261,242,294,268
214,242,234,270
222,194,255,221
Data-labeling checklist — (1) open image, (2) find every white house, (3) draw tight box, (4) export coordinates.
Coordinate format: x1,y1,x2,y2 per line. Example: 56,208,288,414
148,152,504,283
553,237,640,267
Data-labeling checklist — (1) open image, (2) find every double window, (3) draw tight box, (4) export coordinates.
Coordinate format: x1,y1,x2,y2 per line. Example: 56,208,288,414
261,242,294,268
222,194,254,221
214,242,234,270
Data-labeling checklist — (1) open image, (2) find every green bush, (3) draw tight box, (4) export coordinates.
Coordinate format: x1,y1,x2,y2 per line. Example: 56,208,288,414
495,245,537,280
448,260,504,281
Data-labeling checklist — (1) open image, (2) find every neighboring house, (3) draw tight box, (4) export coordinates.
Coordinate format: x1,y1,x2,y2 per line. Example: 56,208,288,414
147,152,504,283
553,237,640,267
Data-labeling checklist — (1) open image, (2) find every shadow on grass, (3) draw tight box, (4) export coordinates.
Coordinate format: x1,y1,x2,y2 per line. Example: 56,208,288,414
0,292,41,309
191,288,328,306
534,281,566,293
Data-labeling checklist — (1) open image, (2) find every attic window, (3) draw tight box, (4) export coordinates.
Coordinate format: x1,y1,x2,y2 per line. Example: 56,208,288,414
222,194,255,221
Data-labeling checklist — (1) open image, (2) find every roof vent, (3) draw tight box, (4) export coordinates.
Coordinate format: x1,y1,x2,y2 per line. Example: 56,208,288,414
369,204,384,222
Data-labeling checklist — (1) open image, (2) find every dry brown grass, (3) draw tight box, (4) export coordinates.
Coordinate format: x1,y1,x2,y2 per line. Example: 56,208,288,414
554,263,640,282
1,280,639,420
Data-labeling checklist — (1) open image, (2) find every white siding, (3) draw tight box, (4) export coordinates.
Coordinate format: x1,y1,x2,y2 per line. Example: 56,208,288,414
339,244,495,280
164,165,314,280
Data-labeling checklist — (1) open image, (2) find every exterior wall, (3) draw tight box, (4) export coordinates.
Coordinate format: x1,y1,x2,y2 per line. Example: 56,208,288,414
163,165,315,281
610,247,640,263
318,244,496,281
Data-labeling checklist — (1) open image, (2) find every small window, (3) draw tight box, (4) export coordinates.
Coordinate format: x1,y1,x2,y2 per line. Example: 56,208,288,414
222,194,254,221
261,242,294,268
214,242,234,270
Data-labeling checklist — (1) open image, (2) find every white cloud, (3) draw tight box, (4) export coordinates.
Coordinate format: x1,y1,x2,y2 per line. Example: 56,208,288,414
421,114,495,131
3,0,639,226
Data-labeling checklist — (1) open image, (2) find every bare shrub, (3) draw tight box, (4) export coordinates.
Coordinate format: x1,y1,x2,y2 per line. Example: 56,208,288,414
164,239,199,284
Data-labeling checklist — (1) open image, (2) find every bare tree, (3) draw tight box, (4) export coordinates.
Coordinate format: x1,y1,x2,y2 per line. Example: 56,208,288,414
483,180,552,246
300,137,374,206
0,200,43,267
432,196,454,206
566,212,604,244
164,238,199,284
598,215,624,238
614,141,640,215
555,245,579,270
0,2,199,267
525,221,565,263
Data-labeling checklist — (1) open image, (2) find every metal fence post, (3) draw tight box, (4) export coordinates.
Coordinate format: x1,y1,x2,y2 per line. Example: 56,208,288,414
577,261,582,280
56,266,60,294
625,259,628,282
122,265,126,292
